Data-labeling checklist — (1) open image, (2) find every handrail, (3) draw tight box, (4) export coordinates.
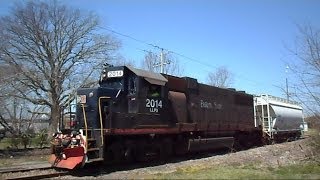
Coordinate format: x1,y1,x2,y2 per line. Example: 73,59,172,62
260,94,299,105
81,104,88,152
98,96,110,146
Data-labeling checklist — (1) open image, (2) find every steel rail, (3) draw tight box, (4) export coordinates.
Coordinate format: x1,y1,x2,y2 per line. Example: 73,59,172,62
5,171,69,180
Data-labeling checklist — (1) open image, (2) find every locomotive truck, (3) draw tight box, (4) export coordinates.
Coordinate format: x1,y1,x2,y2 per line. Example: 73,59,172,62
49,65,306,169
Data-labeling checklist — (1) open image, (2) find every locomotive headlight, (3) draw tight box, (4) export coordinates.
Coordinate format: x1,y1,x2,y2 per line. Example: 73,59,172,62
100,74,106,82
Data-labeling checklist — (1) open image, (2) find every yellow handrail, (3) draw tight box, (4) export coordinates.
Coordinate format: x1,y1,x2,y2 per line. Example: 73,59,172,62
81,104,88,152
98,97,110,146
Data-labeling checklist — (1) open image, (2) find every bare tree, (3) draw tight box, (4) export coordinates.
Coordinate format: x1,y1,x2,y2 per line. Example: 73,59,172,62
207,66,234,88
0,64,21,135
141,51,159,72
286,24,320,118
0,1,120,134
141,51,183,76
113,56,136,67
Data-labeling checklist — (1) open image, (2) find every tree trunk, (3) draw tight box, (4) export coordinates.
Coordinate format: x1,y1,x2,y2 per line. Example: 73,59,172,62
49,102,60,136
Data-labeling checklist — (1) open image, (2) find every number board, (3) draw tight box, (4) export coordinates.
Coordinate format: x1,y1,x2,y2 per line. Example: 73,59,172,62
146,98,163,113
107,70,124,78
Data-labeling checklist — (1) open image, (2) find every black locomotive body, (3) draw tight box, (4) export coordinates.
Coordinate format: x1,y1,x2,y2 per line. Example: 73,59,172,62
50,65,261,169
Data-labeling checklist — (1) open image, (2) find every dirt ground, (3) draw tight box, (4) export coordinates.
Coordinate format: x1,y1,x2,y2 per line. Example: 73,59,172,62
0,148,51,158
0,147,51,169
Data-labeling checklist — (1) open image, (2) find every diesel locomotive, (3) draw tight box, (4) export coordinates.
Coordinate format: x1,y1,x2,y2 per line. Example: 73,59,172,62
49,65,305,169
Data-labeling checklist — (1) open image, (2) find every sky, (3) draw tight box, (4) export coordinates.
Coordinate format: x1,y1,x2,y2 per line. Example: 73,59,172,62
0,0,319,98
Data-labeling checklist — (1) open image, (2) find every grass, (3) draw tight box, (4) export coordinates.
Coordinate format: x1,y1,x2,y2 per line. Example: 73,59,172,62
0,137,50,167
147,129,320,179
0,138,11,149
0,137,49,150
147,162,320,179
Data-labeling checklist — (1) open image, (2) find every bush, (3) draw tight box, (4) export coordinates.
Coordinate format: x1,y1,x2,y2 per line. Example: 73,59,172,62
34,129,48,148
10,136,20,149
305,116,320,129
25,128,36,138
21,133,32,149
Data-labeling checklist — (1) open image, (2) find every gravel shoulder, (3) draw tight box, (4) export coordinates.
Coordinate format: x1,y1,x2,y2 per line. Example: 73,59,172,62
59,137,314,179
102,138,313,179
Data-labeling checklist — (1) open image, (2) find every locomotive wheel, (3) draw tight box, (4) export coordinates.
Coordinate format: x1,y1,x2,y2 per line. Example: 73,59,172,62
160,138,173,159
232,139,242,151
173,136,188,155
123,140,135,163
135,140,149,162
106,142,124,164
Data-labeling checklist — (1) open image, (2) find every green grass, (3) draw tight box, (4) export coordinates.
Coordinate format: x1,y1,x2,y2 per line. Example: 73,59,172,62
147,162,320,179
0,137,49,150
0,138,11,149
275,163,320,179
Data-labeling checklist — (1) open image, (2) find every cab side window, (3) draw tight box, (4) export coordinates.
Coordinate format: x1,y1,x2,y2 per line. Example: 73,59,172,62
128,76,137,95
148,85,161,97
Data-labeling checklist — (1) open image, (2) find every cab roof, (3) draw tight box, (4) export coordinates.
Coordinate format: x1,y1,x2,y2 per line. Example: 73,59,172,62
126,66,168,86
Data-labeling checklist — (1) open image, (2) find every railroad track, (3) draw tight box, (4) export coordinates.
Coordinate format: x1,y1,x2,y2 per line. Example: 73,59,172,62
0,166,69,180
6,171,69,180
0,166,52,174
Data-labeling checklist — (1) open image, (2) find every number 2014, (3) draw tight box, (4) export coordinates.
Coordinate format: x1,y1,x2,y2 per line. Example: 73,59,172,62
146,99,163,108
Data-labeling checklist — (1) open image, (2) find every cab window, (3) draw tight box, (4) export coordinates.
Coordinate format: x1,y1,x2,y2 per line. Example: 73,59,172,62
101,78,123,89
128,76,137,95
148,85,161,97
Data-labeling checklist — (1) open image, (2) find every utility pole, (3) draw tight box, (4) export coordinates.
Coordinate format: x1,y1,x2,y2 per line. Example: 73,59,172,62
285,65,289,101
286,77,289,101
153,48,170,73
160,49,164,73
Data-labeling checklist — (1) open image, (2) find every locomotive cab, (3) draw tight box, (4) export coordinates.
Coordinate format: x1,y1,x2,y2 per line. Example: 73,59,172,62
88,65,172,129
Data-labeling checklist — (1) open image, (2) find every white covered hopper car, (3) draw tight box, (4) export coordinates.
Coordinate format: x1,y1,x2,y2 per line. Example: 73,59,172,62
254,94,307,143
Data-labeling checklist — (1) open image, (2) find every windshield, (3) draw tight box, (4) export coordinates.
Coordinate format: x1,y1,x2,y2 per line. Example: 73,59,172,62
101,78,123,89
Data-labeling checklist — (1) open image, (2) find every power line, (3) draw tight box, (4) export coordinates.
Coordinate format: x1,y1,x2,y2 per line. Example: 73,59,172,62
99,26,158,49
99,26,284,91
99,26,219,69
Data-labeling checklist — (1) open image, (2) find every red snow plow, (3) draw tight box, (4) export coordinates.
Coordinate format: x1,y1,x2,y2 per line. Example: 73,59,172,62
49,131,86,169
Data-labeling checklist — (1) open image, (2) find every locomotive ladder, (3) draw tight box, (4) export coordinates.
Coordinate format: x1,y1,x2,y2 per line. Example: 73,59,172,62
81,103,104,163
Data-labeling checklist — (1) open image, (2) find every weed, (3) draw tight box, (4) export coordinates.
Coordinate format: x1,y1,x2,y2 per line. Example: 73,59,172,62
33,129,48,148
151,162,320,179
